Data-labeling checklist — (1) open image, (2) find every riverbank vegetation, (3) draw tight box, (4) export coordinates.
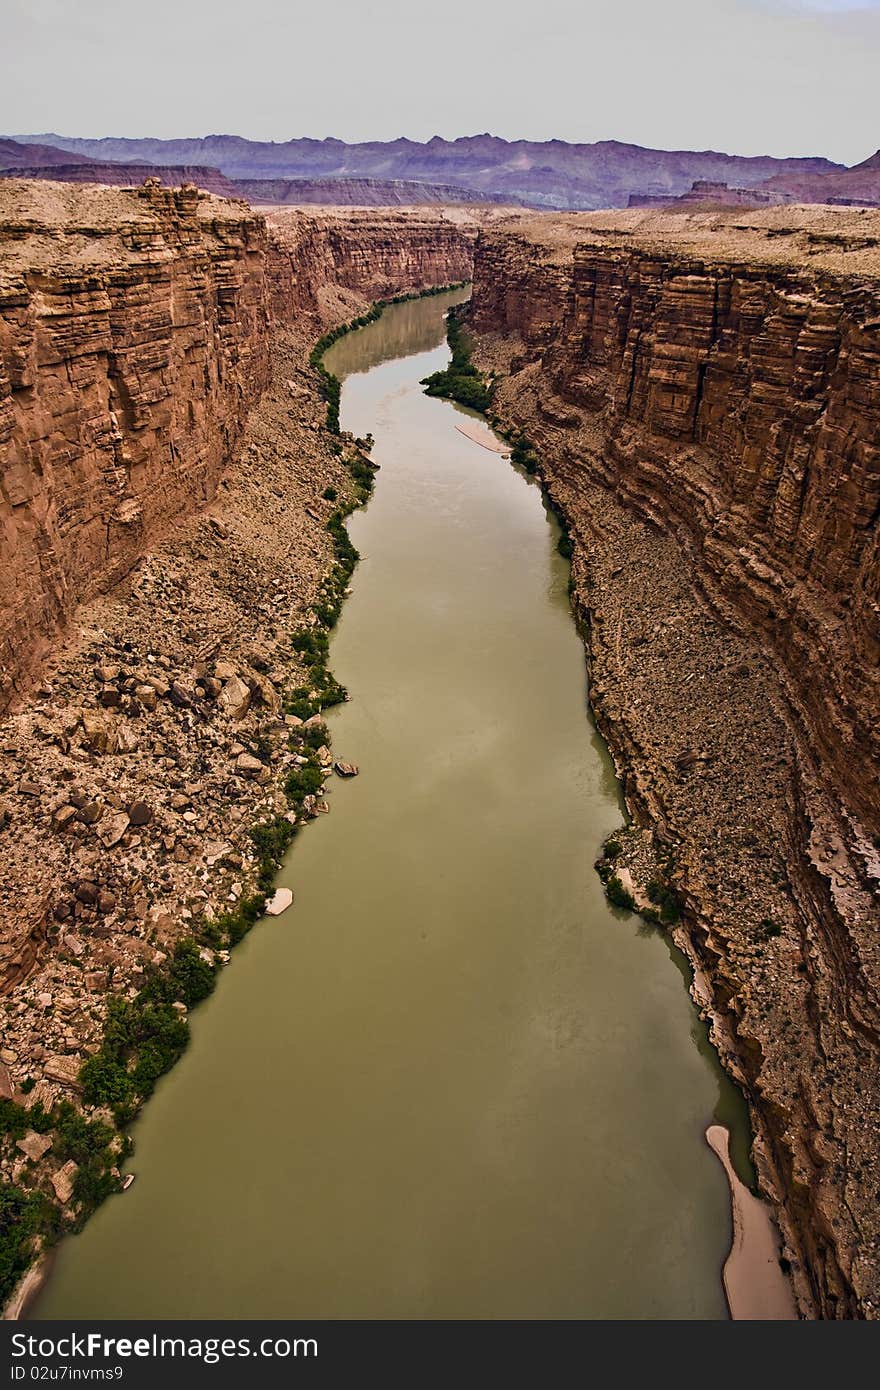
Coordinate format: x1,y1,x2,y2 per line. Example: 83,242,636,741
595,831,683,928
313,281,469,433
420,306,492,413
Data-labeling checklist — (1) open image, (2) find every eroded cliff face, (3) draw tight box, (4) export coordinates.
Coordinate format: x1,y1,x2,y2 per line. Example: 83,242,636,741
0,186,476,714
0,178,272,711
470,211,879,834
467,207,880,1318
264,205,475,323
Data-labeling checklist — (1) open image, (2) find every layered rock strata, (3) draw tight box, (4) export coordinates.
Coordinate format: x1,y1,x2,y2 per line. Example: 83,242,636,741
0,178,271,711
466,206,880,1318
0,165,241,198
264,205,476,324
0,186,476,713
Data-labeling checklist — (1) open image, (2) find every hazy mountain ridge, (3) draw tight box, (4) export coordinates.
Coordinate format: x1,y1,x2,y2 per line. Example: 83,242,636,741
7,132,844,209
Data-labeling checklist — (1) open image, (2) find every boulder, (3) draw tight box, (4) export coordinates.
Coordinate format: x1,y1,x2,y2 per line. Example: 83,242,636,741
99,812,130,848
51,1160,79,1204
44,1055,82,1089
334,761,359,778
265,888,293,916
17,1130,52,1162
219,676,252,720
235,753,264,778
117,724,140,755
80,709,118,754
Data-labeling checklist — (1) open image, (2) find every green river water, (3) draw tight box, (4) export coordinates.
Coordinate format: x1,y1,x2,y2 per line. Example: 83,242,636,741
35,287,749,1320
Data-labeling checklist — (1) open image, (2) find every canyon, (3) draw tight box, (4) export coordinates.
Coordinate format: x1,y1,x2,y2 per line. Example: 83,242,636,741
0,181,475,1313
464,206,880,1317
0,179,878,1319
0,184,475,711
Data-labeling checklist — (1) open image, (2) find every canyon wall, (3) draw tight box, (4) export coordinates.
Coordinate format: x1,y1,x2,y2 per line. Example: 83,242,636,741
466,207,880,1317
0,178,271,711
0,184,476,712
263,206,475,322
469,211,879,836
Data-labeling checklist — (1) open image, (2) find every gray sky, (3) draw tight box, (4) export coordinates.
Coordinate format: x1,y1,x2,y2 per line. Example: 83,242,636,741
3,0,878,165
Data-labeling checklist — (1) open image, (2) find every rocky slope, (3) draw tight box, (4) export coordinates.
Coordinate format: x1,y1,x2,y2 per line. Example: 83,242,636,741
0,164,240,198
0,140,102,170
235,177,509,207
13,133,842,211
759,149,880,207
466,206,880,1318
0,181,476,1313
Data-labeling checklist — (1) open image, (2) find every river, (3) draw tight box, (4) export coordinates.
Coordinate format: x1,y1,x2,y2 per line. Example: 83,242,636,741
35,286,749,1320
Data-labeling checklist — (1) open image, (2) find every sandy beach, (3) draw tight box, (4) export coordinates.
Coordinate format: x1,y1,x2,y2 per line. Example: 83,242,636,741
706,1124,797,1320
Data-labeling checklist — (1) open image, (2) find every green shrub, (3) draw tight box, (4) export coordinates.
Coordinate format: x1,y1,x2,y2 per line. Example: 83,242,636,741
605,875,636,912
0,1183,61,1307
420,305,491,412
285,760,325,808
510,436,540,474
647,879,681,925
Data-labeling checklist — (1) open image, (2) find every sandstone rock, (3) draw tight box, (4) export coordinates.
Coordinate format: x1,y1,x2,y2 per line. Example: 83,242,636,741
265,888,293,916
219,676,252,720
43,1055,82,1089
134,684,158,711
333,761,359,778
17,1131,52,1162
80,710,117,755
98,812,130,848
115,725,139,754
51,1159,79,1204
0,1063,13,1100
235,753,264,777
52,805,78,832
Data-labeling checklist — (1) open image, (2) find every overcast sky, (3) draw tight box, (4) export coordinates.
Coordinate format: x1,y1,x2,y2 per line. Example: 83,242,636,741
3,0,878,165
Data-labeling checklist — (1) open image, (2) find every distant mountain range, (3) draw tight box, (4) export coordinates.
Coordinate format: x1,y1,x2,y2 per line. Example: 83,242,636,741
2,133,877,210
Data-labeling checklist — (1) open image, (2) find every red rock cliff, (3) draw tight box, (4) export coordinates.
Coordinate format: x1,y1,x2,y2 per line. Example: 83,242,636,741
0,179,271,709
467,207,880,1318
469,210,879,836
264,206,475,322
0,187,476,712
